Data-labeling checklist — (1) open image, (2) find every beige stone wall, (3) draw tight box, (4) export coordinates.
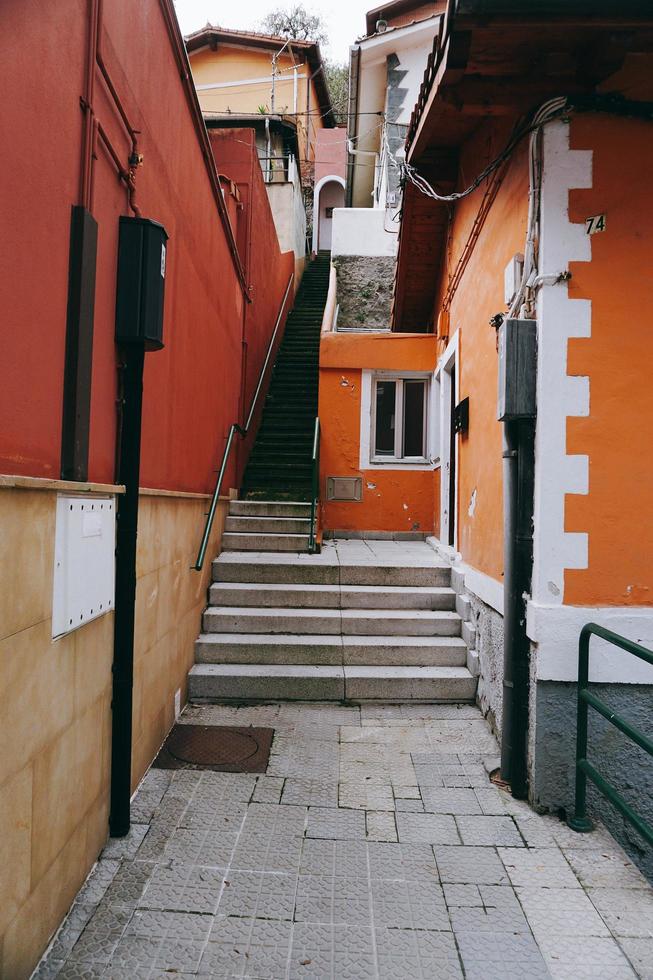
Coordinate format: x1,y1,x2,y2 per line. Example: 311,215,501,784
0,480,227,978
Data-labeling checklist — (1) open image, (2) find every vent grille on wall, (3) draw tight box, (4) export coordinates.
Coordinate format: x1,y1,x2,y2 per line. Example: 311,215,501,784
326,477,362,501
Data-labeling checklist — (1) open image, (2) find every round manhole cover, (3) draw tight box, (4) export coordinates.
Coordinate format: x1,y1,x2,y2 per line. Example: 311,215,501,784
166,725,261,766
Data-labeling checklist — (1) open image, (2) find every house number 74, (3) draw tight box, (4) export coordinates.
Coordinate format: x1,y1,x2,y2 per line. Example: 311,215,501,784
585,214,607,234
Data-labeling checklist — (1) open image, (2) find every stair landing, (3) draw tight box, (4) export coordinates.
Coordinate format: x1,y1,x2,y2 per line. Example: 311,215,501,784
190,504,478,703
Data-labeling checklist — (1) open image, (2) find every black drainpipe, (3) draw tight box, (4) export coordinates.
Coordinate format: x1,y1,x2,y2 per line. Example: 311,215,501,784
110,216,168,837
110,344,145,836
500,419,535,799
498,316,537,800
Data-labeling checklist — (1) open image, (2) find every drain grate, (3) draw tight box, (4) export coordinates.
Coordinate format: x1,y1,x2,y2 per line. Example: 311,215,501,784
152,724,274,773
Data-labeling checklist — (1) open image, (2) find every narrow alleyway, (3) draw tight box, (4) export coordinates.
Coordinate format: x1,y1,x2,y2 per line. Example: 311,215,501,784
35,702,652,980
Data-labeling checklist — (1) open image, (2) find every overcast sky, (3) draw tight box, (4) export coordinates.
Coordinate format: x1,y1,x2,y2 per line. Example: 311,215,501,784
172,0,373,63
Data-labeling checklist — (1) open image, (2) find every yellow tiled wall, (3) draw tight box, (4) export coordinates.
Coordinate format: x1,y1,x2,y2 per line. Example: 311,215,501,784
0,484,227,978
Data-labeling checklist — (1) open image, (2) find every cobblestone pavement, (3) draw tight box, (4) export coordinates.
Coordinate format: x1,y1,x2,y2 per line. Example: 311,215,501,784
34,703,653,979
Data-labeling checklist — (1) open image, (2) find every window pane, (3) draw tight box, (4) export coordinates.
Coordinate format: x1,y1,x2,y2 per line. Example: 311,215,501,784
375,380,396,455
403,381,425,457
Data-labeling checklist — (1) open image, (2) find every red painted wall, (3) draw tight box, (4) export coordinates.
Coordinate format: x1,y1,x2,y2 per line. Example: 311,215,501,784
0,0,292,495
314,128,347,186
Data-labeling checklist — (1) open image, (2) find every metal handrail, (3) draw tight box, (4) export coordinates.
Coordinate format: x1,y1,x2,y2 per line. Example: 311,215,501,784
568,622,653,845
193,272,294,571
308,417,320,553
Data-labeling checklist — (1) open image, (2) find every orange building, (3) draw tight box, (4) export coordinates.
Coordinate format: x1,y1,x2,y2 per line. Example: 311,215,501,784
318,0,653,862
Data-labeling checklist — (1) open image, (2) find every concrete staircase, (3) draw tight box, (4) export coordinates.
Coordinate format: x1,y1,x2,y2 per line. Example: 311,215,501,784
242,252,329,501
189,501,477,702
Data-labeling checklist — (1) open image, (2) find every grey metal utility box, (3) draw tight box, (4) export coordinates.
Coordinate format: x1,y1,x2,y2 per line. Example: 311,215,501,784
497,318,537,421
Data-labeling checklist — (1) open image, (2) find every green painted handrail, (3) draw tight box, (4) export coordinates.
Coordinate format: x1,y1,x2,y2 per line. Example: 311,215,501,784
193,272,294,572
568,622,653,845
308,416,320,553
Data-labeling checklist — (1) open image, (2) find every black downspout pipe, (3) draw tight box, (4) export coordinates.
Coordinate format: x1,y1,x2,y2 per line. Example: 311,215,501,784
501,419,535,799
110,344,145,836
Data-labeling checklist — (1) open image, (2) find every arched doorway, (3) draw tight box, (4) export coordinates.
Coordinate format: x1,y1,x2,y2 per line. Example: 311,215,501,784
312,175,345,253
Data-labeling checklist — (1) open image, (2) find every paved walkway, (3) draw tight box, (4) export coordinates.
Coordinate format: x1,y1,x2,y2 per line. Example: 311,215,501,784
35,703,653,979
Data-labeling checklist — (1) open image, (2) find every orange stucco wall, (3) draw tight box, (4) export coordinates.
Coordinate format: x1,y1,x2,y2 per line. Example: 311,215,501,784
319,332,438,533
432,124,529,581
565,113,653,606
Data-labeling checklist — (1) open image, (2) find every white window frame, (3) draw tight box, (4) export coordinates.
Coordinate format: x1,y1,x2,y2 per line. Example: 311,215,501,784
360,370,438,470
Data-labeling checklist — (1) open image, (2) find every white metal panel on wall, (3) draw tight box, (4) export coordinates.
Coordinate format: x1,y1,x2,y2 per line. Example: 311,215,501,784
52,496,116,638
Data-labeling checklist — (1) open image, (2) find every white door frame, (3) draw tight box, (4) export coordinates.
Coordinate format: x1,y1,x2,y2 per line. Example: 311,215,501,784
312,174,346,253
436,330,459,551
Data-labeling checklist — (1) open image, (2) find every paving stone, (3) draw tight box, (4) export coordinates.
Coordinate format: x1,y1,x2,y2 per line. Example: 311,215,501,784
138,864,225,914
339,781,395,810
179,798,247,833
125,909,211,942
47,904,96,961
282,777,339,807
371,877,450,930
299,838,369,878
243,802,309,836
69,907,131,964
456,815,524,846
498,846,581,888
252,775,285,804
396,811,460,844
513,815,559,847
201,916,292,978
31,959,66,979
375,926,463,979
102,861,157,909
474,787,509,815
564,848,651,890
619,938,653,979
395,798,424,811
449,885,530,935
294,874,371,924
588,887,653,938
306,806,367,840
162,827,237,867
443,883,484,907
539,935,638,978
455,930,550,979
367,841,439,882
434,845,510,884
230,832,303,874
421,787,482,815
517,885,611,938
56,964,109,979
101,825,149,861
216,870,297,920
289,922,375,980
366,810,398,841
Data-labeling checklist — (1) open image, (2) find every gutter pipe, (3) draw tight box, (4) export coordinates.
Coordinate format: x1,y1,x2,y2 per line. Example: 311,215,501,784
500,419,535,799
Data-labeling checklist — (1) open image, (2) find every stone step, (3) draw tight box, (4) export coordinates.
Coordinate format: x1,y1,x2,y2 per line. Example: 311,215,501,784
188,663,476,702
213,553,451,587
229,501,311,518
194,633,468,667
208,582,456,611
224,516,311,534
202,606,461,636
221,532,309,552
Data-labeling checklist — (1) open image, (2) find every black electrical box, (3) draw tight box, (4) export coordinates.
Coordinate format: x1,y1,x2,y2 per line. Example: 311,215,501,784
497,318,537,421
115,216,168,351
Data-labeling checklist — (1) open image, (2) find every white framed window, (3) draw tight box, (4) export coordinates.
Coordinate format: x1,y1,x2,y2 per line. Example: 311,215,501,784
370,374,430,463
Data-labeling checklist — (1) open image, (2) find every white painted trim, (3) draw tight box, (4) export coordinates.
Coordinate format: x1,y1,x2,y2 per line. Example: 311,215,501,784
435,330,459,551
426,537,504,614
359,369,438,471
357,17,441,55
528,600,653,683
532,121,592,607
312,175,346,254
195,73,306,92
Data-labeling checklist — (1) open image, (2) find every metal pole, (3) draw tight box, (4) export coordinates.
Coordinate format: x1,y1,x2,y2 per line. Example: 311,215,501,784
110,344,145,837
568,629,594,831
